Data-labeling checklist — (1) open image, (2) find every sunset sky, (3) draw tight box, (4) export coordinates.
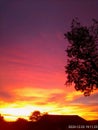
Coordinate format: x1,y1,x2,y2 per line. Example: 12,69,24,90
0,0,98,121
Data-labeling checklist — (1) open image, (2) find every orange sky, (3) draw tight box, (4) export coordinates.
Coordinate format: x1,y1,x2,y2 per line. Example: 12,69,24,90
0,84,98,121
0,0,98,121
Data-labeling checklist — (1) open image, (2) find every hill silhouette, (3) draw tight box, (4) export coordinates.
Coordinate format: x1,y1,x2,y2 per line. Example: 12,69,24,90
0,114,98,130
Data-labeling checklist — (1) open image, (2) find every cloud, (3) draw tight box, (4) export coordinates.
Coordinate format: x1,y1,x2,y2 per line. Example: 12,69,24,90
69,90,98,105
46,93,66,105
0,86,98,121
0,91,11,98
7,87,64,104
0,87,15,102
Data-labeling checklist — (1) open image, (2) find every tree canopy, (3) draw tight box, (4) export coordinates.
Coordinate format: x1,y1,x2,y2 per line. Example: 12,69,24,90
29,111,48,122
0,114,4,120
29,110,42,122
64,18,98,96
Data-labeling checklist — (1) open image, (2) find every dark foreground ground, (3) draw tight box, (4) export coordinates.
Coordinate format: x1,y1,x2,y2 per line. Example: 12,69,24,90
0,115,98,130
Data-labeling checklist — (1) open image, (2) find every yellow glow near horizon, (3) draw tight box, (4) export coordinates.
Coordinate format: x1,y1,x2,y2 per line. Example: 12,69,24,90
0,104,59,121
0,88,98,121
0,103,98,121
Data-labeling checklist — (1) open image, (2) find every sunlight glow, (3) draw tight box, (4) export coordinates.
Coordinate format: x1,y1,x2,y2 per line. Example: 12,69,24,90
0,102,98,121
0,87,98,121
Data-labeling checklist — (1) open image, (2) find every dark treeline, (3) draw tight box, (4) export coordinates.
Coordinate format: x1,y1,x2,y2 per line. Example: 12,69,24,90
0,114,98,130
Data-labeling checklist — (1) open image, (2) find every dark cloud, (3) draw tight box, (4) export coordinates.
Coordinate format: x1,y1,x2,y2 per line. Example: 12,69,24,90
0,90,13,101
16,96,38,101
46,93,66,105
70,92,98,105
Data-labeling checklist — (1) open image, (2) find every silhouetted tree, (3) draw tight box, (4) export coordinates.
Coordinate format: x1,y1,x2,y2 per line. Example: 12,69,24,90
29,110,42,122
16,118,28,123
64,18,98,96
29,111,48,122
0,114,4,122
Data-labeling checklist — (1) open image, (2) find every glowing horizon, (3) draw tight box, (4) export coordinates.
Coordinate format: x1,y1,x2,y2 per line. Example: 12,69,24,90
0,87,98,121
